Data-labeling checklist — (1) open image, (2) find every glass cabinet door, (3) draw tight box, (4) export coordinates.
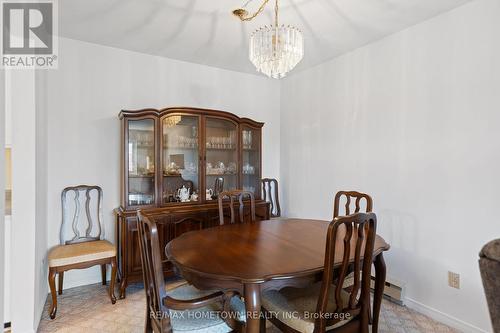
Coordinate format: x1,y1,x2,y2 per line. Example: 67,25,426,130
241,126,261,198
127,119,156,206
205,117,238,200
161,115,200,204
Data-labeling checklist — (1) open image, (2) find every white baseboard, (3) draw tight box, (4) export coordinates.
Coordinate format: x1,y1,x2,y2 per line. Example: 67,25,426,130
405,297,490,333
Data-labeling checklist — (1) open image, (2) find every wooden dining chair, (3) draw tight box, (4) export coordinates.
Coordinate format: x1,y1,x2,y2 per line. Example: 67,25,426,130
262,178,281,218
262,212,378,333
47,185,117,319
137,211,245,333
333,191,373,218
217,190,256,225
333,191,374,319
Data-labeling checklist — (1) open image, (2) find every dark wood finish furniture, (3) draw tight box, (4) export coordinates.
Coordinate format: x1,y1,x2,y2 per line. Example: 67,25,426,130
116,201,269,298
119,107,264,209
261,213,377,333
117,106,268,298
166,218,390,333
218,190,256,225
262,178,281,217
332,191,379,327
333,191,373,218
48,185,117,319
137,211,243,333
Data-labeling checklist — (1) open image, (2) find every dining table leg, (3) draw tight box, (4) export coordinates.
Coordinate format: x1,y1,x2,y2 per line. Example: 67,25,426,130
372,253,386,333
244,283,262,333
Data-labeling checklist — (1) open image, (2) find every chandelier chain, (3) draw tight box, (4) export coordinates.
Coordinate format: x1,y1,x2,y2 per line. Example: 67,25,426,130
236,0,280,26
242,0,254,8
275,0,279,27
238,0,271,21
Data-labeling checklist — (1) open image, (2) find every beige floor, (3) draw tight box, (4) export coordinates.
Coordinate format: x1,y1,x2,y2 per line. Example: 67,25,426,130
37,282,459,333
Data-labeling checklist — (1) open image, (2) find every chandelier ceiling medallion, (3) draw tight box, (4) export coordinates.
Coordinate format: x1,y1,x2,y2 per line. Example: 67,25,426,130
233,0,304,79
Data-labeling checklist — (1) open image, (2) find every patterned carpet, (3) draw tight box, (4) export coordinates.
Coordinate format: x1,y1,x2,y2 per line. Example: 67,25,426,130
37,281,459,333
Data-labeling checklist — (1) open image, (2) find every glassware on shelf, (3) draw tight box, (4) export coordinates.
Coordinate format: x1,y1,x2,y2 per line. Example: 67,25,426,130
182,162,197,175
206,161,238,175
128,193,155,206
206,136,236,149
243,186,256,193
205,117,238,193
242,130,253,149
162,115,200,203
165,162,181,175
242,163,255,175
227,162,237,174
128,119,156,206
170,135,197,149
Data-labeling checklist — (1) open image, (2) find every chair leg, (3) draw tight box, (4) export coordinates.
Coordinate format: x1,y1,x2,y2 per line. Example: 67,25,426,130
48,268,58,319
144,308,153,333
260,314,267,333
119,276,127,299
58,271,64,295
109,257,117,304
101,264,107,285
372,253,386,333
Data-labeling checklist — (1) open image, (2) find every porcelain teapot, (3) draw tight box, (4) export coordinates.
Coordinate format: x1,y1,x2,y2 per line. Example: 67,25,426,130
177,186,190,202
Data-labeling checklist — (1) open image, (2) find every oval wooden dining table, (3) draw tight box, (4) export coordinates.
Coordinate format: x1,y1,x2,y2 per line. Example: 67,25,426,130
165,218,390,333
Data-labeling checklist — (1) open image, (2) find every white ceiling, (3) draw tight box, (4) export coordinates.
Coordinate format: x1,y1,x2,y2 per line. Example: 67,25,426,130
59,0,471,76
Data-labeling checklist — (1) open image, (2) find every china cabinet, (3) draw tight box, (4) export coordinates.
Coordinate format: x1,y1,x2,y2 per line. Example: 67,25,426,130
115,107,269,297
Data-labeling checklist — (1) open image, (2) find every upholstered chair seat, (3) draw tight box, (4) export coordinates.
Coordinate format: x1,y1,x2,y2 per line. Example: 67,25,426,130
262,283,354,333
479,238,500,332
48,185,117,319
166,283,246,332
48,240,116,267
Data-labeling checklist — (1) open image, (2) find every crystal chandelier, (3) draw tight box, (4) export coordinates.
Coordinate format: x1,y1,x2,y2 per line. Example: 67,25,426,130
164,115,181,128
233,0,304,79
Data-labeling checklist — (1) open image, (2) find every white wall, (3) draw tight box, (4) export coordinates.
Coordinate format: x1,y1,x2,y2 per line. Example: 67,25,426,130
0,69,5,330
41,37,281,288
9,69,39,333
280,0,499,331
3,69,11,326
34,71,49,328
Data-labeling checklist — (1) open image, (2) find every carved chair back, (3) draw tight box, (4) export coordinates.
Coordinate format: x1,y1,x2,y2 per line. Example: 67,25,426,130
137,211,170,331
213,177,224,199
60,185,104,245
218,190,256,225
333,191,373,218
314,212,377,332
262,178,281,218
